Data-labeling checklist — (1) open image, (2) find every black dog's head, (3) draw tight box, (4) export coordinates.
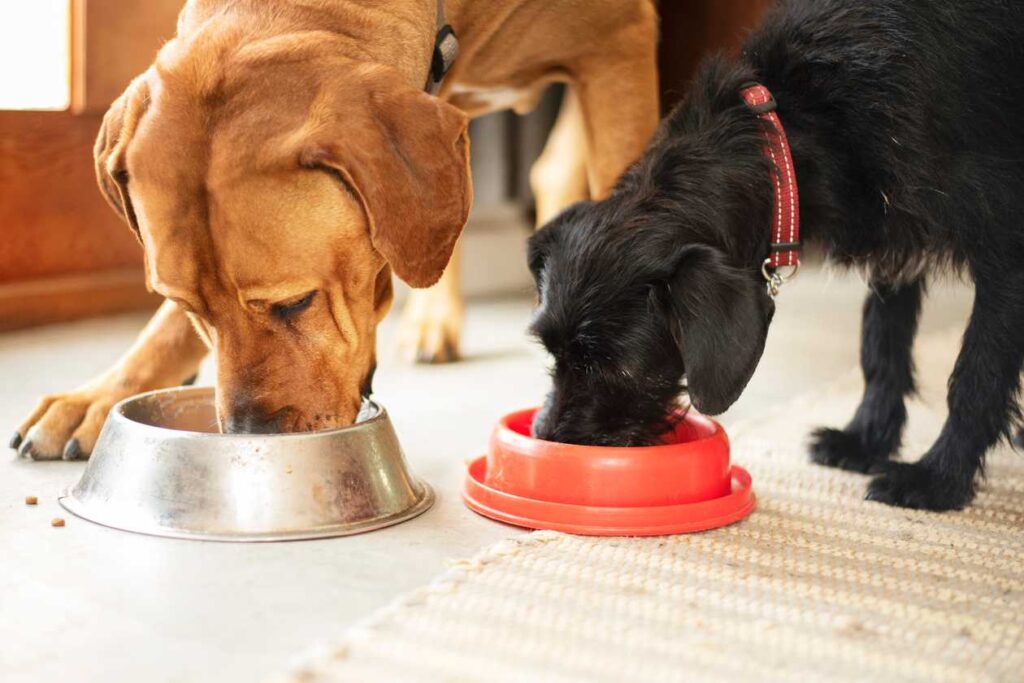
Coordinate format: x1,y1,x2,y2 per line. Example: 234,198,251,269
528,199,774,446
527,64,782,446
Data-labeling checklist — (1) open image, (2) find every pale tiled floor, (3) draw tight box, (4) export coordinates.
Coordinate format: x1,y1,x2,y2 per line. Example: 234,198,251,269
0,266,974,682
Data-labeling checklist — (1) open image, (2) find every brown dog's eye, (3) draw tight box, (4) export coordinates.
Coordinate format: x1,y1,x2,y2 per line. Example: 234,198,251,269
271,291,317,321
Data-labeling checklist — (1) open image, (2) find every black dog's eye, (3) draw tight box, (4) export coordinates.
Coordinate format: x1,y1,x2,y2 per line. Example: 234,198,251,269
271,291,317,321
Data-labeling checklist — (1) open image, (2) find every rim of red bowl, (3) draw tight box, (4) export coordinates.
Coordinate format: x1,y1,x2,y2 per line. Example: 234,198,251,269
493,407,727,459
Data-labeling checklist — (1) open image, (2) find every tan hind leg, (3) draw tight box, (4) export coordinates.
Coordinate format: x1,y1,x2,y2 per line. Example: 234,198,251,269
394,240,464,364
396,4,658,365
530,87,591,226
574,7,660,197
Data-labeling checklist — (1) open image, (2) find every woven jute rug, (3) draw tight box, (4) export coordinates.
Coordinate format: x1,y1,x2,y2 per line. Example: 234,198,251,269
281,330,1024,683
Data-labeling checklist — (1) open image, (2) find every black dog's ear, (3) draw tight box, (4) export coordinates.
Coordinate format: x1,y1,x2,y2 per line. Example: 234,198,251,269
666,245,775,415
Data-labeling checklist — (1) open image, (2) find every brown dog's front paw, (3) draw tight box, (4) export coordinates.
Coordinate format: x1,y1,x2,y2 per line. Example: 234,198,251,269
13,384,130,461
395,288,464,364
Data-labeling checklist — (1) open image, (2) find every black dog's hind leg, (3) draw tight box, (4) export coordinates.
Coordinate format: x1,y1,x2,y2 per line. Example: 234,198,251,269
810,280,923,473
868,271,1024,510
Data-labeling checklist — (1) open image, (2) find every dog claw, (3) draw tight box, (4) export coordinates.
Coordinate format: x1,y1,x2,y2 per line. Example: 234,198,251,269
17,439,34,459
62,439,82,461
9,431,22,450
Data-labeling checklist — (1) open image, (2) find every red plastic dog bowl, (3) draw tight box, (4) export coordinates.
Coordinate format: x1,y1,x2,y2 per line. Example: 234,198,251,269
463,408,755,536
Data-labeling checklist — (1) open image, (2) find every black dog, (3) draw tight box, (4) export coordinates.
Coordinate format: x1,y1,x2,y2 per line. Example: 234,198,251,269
528,0,1024,511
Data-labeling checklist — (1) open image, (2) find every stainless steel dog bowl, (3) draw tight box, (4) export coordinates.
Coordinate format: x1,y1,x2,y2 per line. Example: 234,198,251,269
59,387,433,541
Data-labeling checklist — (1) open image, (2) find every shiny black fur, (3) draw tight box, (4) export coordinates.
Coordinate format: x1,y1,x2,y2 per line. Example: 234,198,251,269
528,0,1024,510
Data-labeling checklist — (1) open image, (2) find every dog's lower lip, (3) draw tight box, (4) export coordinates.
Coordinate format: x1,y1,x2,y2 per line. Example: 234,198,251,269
223,406,293,434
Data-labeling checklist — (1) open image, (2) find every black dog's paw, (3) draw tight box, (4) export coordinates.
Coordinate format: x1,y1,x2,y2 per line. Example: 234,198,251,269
808,427,890,474
866,462,974,511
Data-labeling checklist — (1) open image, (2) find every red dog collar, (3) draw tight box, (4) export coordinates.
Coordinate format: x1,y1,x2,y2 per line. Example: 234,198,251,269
740,83,800,296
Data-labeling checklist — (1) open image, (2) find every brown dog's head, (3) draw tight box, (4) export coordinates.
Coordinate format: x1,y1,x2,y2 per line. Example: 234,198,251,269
95,40,471,433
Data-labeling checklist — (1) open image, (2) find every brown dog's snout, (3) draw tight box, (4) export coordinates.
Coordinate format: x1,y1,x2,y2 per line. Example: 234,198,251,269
222,398,290,434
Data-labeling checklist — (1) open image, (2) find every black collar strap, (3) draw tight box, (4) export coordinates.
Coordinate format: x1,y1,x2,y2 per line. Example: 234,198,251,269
425,1,458,94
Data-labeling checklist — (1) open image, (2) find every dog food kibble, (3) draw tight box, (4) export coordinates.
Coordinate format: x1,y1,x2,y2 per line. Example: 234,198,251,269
51,518,65,527
25,496,38,505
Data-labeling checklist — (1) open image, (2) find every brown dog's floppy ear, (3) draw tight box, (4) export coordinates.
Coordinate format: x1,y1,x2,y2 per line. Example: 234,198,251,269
668,245,775,415
94,74,151,241
306,65,472,288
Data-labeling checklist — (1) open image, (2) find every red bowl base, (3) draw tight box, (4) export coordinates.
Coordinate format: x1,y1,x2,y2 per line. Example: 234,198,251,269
463,457,756,537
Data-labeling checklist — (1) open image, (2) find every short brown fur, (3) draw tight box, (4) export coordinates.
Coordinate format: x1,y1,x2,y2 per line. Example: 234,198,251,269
15,0,659,454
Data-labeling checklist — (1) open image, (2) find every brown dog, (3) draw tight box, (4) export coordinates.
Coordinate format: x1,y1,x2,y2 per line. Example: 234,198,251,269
12,0,659,458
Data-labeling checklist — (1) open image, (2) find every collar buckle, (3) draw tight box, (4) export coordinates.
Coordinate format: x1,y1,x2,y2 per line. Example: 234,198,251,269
762,258,800,298
428,24,458,93
426,0,458,95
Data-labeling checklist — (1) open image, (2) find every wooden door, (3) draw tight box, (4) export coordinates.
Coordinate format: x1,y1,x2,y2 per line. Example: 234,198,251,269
0,0,181,331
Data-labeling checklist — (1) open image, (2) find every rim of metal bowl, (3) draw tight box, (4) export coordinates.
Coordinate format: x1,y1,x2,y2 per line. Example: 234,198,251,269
104,385,387,440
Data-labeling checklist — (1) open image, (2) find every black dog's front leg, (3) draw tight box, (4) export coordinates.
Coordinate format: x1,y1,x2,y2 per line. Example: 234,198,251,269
809,280,923,473
867,272,1024,510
